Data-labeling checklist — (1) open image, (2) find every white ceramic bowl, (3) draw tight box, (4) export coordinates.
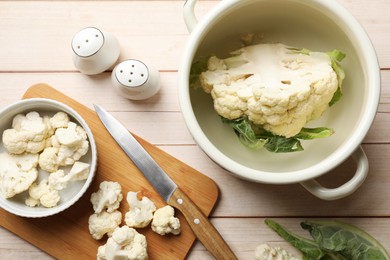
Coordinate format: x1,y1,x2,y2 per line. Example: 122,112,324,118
179,0,381,200
0,98,97,217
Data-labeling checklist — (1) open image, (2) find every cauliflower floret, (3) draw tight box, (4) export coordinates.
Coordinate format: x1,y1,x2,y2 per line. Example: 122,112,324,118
97,225,148,260
91,181,123,214
125,191,156,228
38,127,89,173
67,161,90,181
26,179,60,208
88,210,122,240
2,112,50,154
49,111,70,129
48,169,69,190
255,244,300,260
38,147,60,172
57,140,89,165
55,122,86,147
0,152,39,198
198,43,341,137
151,205,180,236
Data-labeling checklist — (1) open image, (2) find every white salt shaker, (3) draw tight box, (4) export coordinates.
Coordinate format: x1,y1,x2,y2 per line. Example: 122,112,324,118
71,27,120,75
111,59,160,100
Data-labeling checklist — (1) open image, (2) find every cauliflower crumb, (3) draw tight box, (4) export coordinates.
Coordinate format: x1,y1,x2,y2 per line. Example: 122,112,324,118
255,244,301,260
97,225,148,260
151,205,181,236
91,181,123,214
88,210,122,240
125,191,156,228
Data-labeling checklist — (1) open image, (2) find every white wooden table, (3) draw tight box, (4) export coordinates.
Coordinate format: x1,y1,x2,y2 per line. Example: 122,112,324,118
0,1,389,259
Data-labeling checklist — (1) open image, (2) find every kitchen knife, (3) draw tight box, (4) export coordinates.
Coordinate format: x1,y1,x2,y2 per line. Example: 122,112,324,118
94,104,237,260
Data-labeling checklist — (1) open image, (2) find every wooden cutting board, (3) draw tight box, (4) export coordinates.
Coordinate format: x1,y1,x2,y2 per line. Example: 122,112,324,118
0,83,220,259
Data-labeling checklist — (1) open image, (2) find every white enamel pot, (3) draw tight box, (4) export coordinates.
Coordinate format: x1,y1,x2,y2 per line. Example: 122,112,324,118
178,0,381,200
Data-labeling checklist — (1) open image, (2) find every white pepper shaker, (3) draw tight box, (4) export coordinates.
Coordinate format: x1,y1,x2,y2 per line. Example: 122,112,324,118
71,27,120,75
111,59,160,100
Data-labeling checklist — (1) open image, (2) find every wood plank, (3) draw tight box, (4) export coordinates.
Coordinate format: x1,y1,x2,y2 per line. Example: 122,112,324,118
0,1,389,71
2,217,389,259
0,72,181,112
0,71,389,145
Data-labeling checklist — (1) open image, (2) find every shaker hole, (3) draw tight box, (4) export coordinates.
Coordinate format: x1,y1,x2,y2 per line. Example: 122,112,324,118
120,70,123,73
141,74,144,77
130,72,133,75
85,39,89,43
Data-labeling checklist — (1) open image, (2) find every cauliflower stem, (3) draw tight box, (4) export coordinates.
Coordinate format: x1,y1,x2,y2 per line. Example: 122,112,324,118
222,117,334,153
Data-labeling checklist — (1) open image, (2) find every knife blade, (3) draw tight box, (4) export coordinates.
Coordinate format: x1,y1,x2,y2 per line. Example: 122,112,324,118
94,104,237,260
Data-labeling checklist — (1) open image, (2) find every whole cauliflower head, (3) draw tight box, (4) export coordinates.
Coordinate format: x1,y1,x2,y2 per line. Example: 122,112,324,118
91,181,123,214
88,210,122,240
125,191,156,228
151,205,180,236
97,225,148,260
0,152,38,198
2,112,51,154
199,43,342,137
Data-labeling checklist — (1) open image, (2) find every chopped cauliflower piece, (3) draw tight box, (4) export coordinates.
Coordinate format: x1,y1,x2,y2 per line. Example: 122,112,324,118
0,152,38,198
49,111,70,129
125,191,156,228
91,181,123,214
67,161,90,181
151,205,181,236
38,130,89,173
97,225,148,260
55,121,86,146
27,179,60,208
88,210,122,240
38,146,60,172
255,244,301,260
57,140,89,166
2,112,50,154
48,169,69,190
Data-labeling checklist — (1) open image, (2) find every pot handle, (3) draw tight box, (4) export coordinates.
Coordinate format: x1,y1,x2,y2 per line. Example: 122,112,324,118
300,146,368,200
183,0,198,33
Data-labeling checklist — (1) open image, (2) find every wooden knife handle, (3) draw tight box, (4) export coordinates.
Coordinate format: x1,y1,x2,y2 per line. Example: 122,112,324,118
169,188,237,260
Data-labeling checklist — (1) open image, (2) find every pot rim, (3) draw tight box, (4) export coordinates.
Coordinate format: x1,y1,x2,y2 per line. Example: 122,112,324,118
178,0,381,184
